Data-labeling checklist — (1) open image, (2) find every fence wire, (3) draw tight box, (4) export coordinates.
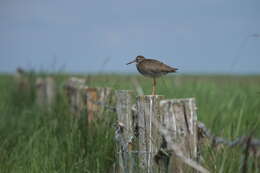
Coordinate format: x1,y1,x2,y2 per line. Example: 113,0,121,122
198,121,260,149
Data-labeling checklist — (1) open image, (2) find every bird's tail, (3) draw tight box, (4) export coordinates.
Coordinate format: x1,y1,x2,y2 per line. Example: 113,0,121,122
171,67,178,72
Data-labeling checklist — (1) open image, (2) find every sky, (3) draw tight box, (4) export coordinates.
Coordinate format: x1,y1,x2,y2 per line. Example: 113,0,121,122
0,0,259,74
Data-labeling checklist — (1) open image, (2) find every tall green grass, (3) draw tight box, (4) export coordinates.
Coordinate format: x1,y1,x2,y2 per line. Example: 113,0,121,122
0,74,115,173
0,73,259,172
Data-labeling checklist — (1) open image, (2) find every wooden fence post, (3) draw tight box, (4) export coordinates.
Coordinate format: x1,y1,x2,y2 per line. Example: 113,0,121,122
36,77,45,106
115,90,135,173
64,77,86,116
136,95,164,173
36,77,56,109
97,87,113,114
83,87,113,123
45,77,56,106
160,98,198,172
84,88,98,122
15,67,30,91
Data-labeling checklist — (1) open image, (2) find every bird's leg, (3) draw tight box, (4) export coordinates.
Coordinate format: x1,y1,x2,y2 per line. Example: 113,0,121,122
152,78,156,95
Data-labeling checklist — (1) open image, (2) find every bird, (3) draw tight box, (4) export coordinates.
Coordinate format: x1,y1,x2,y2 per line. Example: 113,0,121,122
126,55,178,95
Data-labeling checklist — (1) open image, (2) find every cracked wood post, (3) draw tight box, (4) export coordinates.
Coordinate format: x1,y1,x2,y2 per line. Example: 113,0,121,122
136,95,164,173
160,98,198,173
115,90,135,173
83,87,113,123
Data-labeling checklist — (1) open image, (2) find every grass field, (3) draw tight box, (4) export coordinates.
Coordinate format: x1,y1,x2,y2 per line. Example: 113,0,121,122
0,73,259,173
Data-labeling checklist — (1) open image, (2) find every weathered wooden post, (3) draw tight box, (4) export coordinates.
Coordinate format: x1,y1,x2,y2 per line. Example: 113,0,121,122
36,77,56,109
84,88,98,122
136,95,164,173
45,77,56,106
64,77,86,116
83,87,113,123
97,87,113,114
36,77,45,106
15,67,29,91
160,98,198,172
115,90,135,173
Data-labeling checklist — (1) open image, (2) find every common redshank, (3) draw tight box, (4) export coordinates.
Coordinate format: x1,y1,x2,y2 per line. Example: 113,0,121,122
126,55,178,95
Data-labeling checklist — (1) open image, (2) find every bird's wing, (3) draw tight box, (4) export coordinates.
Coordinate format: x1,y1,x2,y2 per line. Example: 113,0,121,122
142,59,178,73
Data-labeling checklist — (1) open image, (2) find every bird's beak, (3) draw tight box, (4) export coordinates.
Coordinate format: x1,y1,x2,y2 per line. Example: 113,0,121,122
126,59,136,65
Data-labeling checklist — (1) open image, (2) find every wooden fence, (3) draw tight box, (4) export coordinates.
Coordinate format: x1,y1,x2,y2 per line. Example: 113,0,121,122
15,72,260,173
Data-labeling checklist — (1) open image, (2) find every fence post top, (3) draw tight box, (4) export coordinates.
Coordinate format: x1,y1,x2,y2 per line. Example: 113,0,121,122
115,90,133,93
160,98,195,104
137,95,164,98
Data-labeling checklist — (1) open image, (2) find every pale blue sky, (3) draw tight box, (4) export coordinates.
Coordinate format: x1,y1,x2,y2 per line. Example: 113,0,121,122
0,0,259,74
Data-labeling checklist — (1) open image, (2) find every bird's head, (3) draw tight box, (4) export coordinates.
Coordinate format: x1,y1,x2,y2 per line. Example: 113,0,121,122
126,55,145,65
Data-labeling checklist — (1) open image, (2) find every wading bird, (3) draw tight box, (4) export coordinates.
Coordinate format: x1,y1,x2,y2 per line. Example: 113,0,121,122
126,55,178,95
